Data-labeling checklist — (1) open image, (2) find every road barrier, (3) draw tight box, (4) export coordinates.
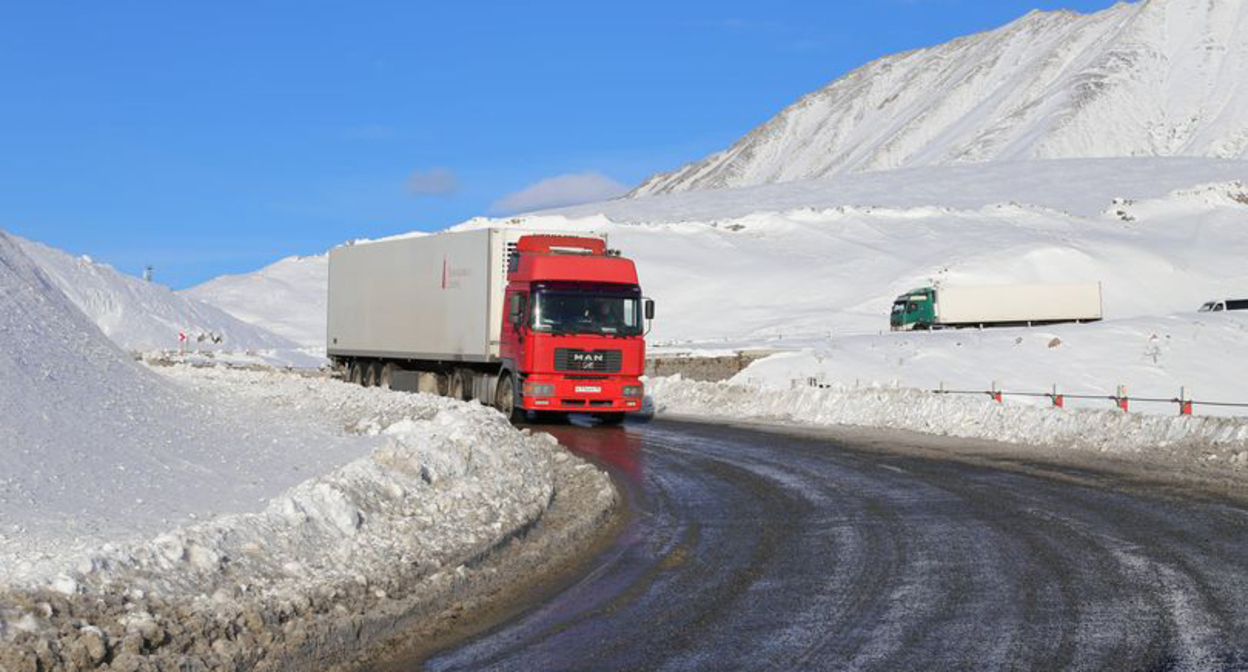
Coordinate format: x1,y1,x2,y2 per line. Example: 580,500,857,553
932,381,1248,416
795,378,1248,417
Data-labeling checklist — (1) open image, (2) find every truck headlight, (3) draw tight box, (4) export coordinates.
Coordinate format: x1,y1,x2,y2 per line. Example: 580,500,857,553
523,382,555,397
622,384,644,398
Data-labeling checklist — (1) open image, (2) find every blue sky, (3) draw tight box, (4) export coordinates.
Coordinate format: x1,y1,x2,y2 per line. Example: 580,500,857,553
1,0,1118,288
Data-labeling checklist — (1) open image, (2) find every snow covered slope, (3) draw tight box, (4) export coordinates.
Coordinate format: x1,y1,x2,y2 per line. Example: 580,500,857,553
12,233,296,353
189,159,1248,348
184,253,328,348
0,231,201,548
633,0,1248,195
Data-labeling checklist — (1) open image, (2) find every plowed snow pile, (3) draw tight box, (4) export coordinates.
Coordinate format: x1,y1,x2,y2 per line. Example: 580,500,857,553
0,231,614,670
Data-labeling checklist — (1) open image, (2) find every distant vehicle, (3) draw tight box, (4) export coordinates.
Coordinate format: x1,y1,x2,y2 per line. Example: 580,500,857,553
327,228,654,425
1198,299,1248,312
890,283,1103,331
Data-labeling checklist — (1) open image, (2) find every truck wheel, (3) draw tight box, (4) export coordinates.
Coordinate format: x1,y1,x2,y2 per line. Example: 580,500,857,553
595,412,626,426
347,361,363,385
449,371,466,400
363,362,378,388
458,370,476,401
494,374,522,423
379,363,394,390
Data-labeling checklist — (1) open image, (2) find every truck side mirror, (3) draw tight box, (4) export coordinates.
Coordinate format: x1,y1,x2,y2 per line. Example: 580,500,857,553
644,298,655,320
509,295,525,327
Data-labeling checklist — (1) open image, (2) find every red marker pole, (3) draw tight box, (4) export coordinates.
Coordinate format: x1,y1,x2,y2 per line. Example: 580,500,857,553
1051,384,1064,409
1116,385,1129,412
1179,387,1193,416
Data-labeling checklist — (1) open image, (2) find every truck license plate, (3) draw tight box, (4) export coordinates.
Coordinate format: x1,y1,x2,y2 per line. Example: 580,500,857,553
575,385,602,393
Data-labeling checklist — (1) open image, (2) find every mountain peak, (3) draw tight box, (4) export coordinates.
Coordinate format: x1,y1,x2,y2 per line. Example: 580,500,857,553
632,0,1248,197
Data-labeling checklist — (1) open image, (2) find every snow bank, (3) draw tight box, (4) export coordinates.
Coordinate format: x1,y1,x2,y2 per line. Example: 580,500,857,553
0,367,615,670
647,376,1248,466
13,233,296,353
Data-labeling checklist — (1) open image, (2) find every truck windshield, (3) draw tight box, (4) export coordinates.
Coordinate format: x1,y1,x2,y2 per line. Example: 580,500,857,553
532,291,643,336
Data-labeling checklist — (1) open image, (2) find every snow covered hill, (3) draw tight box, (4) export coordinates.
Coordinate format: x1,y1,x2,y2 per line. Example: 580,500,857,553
12,233,297,353
184,253,328,348
633,0,1248,195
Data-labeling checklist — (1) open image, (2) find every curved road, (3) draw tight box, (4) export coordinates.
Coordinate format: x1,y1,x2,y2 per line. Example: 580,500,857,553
421,418,1248,671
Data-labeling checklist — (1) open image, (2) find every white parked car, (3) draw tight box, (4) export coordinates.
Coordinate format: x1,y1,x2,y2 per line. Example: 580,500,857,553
1198,299,1248,312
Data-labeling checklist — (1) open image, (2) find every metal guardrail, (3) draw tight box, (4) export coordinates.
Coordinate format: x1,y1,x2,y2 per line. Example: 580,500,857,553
930,382,1248,416
796,377,1248,416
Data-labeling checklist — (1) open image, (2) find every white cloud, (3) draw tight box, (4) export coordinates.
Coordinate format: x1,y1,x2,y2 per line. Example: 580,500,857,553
490,172,629,214
406,167,459,196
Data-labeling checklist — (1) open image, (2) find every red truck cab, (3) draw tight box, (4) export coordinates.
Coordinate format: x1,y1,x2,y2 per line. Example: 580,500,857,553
498,235,652,424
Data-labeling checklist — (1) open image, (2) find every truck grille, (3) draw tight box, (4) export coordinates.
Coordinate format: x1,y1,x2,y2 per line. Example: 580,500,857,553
554,349,622,373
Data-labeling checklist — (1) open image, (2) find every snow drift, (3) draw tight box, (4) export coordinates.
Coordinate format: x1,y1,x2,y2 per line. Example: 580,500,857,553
634,0,1248,195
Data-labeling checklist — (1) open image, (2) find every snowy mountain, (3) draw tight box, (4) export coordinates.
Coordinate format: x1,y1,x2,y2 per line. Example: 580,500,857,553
184,253,328,348
11,233,297,352
633,0,1248,196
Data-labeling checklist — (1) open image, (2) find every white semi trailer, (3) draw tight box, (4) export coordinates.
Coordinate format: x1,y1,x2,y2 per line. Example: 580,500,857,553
890,283,1103,331
327,227,653,423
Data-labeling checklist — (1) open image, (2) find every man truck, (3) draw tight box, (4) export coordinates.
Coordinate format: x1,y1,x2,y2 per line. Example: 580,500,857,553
890,283,1102,331
327,228,653,424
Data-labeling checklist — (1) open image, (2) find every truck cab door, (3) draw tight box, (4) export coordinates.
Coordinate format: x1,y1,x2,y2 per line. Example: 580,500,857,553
501,290,528,362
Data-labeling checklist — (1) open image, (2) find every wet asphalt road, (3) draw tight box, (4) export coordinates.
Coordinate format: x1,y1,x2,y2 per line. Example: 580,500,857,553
423,419,1248,671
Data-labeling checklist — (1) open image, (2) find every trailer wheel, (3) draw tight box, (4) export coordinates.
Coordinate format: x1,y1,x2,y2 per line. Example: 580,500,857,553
347,361,363,386
494,374,522,423
449,371,466,401
363,362,379,388
378,363,394,390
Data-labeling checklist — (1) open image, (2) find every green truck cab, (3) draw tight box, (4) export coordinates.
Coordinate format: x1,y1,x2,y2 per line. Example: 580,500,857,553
890,288,937,331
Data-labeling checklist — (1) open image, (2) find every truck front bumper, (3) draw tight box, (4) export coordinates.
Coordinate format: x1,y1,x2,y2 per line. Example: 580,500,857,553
519,375,644,413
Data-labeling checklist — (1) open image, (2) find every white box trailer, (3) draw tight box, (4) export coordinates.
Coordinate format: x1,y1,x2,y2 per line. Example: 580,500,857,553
937,283,1103,325
327,228,606,362
891,282,1103,330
